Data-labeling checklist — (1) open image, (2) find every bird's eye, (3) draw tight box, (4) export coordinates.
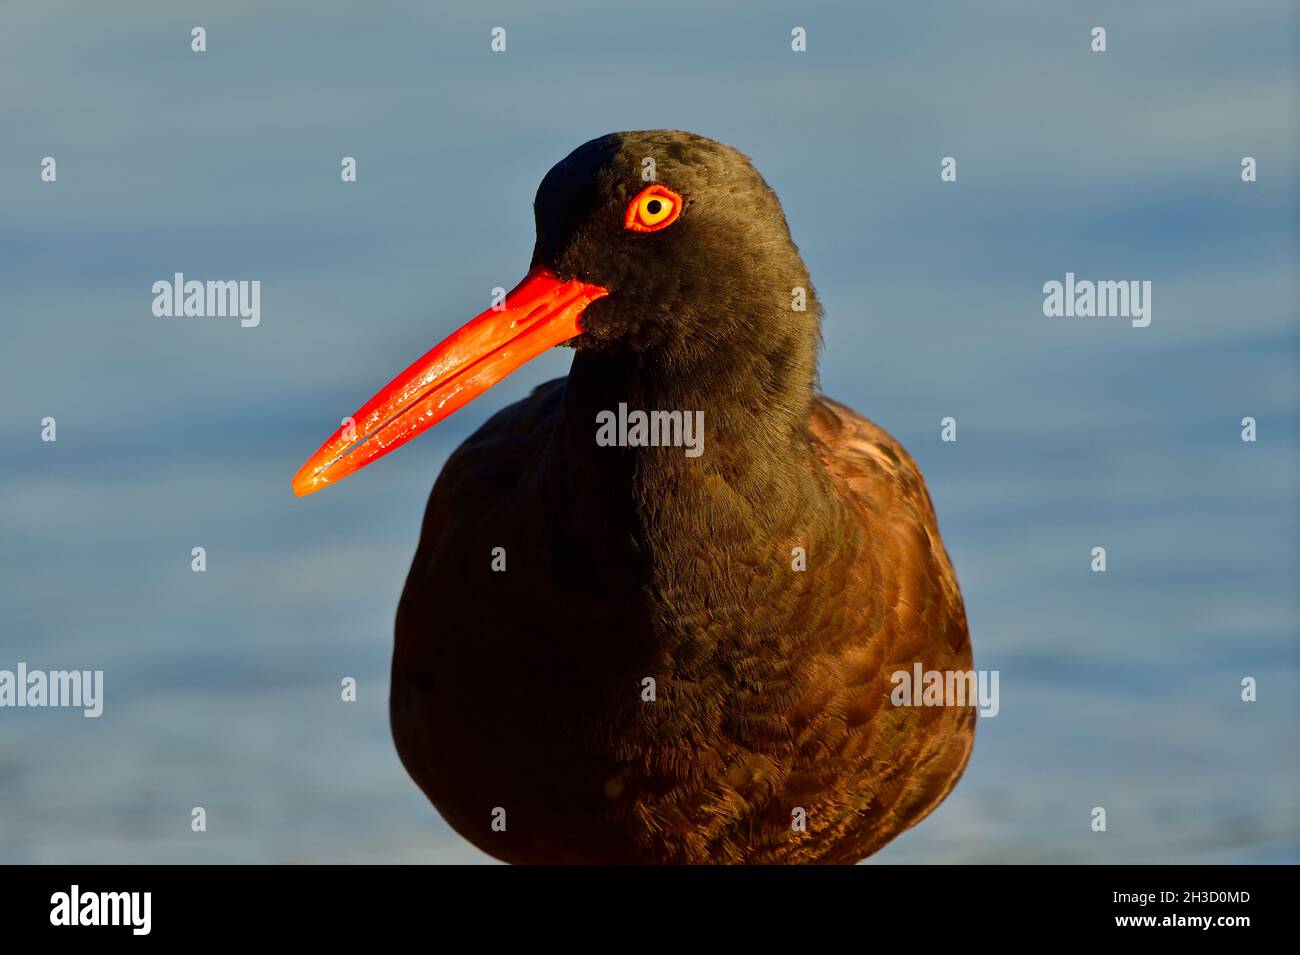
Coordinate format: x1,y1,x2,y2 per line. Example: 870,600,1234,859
625,185,683,233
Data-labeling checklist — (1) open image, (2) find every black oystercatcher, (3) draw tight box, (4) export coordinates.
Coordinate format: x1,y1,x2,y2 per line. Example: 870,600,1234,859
294,131,974,864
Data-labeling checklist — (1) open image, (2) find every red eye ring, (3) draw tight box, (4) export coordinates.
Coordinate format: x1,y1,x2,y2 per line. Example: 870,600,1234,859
624,184,683,233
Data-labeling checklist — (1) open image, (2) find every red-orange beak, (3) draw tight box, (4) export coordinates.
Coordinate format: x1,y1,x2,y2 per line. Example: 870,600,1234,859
292,266,608,497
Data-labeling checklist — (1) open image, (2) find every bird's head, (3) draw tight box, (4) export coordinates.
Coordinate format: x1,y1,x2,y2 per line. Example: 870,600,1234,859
532,130,813,357
293,130,817,497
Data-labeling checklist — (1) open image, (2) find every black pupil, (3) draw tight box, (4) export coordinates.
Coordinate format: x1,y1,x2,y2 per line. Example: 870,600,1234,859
645,199,662,215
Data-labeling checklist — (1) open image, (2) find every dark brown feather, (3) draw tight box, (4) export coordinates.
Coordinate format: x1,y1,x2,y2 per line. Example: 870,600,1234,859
391,381,974,864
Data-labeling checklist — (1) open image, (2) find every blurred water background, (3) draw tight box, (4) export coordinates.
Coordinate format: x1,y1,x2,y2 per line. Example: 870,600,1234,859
1,1,1296,863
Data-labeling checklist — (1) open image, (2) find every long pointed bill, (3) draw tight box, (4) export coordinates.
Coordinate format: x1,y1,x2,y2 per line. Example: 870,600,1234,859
293,266,608,496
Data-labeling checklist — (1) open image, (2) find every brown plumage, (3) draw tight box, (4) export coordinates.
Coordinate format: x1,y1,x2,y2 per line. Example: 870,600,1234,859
390,376,973,863
297,130,974,863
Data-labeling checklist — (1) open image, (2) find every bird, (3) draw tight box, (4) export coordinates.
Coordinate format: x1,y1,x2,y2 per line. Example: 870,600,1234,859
293,130,975,864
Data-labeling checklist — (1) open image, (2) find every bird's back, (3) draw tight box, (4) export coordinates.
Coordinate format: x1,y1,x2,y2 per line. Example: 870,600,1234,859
798,395,975,861
392,380,974,863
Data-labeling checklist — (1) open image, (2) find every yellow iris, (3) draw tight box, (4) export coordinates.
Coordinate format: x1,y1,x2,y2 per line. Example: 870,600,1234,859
637,194,674,226
625,185,683,233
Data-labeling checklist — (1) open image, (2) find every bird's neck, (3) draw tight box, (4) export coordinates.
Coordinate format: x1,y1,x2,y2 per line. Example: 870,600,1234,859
561,320,814,472
544,324,851,596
